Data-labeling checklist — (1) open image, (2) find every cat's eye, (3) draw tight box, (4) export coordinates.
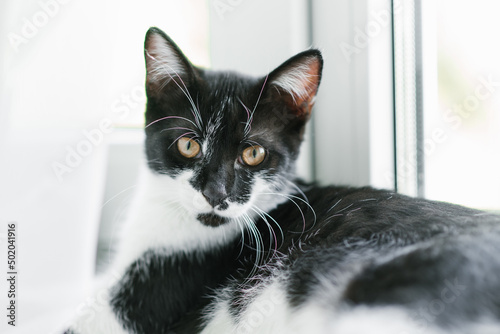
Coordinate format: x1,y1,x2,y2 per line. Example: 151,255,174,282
241,145,266,166
177,137,201,158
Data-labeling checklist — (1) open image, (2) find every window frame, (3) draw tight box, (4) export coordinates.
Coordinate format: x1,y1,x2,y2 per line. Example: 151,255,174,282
310,0,396,189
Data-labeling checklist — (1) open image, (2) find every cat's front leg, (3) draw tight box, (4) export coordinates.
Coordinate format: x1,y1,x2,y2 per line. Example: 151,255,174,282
65,244,240,334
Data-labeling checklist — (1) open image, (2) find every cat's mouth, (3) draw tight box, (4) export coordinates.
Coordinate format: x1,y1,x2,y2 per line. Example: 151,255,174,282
197,213,229,227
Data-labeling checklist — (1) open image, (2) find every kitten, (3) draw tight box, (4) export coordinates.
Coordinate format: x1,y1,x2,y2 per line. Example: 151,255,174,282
64,27,500,334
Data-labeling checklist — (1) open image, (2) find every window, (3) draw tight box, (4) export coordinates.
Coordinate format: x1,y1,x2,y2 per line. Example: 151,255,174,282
426,0,500,211
393,0,500,212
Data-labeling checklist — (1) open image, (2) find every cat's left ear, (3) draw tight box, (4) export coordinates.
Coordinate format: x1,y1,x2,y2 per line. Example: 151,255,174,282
267,49,323,120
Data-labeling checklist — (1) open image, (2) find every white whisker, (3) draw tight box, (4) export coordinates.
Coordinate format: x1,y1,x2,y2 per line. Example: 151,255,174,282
260,192,317,235
146,49,203,129
239,75,269,138
253,206,284,249
251,207,277,256
145,115,198,130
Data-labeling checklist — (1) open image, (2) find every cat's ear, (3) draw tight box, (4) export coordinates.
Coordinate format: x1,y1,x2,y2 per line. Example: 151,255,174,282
267,49,323,119
144,27,195,92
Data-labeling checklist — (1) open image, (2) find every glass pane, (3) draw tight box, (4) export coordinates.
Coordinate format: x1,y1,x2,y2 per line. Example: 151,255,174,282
424,0,500,211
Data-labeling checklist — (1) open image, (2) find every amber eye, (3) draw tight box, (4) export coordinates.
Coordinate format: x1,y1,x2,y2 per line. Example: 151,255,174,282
241,145,266,166
177,137,201,158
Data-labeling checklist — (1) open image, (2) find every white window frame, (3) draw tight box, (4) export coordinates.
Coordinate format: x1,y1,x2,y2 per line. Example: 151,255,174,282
310,0,395,189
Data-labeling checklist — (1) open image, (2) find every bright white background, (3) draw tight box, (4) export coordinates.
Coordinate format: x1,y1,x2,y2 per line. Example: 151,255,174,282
424,0,500,210
0,0,499,333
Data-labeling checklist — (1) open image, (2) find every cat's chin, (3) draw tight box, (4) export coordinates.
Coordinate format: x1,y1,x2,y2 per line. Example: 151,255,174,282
197,213,230,227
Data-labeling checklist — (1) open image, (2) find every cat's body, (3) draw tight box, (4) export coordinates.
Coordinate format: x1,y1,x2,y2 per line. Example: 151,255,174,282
65,28,500,334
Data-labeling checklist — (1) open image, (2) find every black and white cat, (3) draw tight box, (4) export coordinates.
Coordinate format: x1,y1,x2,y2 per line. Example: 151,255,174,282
65,27,500,334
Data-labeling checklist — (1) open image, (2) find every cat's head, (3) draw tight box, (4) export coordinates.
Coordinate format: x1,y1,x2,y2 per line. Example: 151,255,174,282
143,27,322,227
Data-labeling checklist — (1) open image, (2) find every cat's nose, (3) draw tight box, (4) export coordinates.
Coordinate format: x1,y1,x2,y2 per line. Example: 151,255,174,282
202,181,228,208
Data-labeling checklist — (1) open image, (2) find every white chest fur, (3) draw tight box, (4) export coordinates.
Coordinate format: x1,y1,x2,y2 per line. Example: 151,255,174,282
113,167,242,271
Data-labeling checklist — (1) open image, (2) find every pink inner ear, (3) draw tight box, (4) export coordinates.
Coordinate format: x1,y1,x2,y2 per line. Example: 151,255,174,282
278,59,321,119
145,33,187,86
296,60,321,115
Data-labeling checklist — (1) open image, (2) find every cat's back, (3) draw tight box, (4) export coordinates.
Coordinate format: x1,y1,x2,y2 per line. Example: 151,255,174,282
267,184,496,248
203,185,500,334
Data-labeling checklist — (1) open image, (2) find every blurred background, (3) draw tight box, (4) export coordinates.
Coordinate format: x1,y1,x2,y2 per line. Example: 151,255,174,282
0,0,499,333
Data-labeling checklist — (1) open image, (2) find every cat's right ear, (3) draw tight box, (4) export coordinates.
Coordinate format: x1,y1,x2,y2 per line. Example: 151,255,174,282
144,27,195,93
267,49,323,121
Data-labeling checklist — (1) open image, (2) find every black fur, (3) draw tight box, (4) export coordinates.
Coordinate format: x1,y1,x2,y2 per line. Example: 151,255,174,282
225,186,500,326
110,243,243,333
